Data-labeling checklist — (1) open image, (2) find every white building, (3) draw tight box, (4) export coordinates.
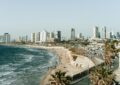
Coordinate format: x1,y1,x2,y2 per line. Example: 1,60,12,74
71,28,75,40
40,31,48,43
19,35,28,43
0,35,4,43
31,33,35,43
4,33,11,43
35,32,40,43
101,26,107,39
93,26,100,39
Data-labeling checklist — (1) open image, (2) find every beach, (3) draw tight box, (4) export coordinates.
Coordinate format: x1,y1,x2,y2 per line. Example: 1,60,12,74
25,45,96,85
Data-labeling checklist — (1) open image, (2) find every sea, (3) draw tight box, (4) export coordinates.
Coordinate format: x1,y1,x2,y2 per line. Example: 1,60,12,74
0,45,58,85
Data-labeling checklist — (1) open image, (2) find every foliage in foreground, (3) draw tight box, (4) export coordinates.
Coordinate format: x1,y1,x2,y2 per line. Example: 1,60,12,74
90,66,115,85
51,70,72,85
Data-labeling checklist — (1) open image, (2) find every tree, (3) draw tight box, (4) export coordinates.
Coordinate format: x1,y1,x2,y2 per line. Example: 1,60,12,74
90,40,119,85
90,66,115,85
104,40,119,67
51,70,72,85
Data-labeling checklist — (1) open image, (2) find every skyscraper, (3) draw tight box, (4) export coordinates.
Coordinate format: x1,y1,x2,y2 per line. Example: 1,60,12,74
93,26,100,39
31,33,35,43
35,32,40,43
71,28,75,40
0,35,4,43
4,33,10,43
19,35,28,43
116,32,120,39
104,26,107,39
57,31,61,42
40,30,48,43
101,26,107,39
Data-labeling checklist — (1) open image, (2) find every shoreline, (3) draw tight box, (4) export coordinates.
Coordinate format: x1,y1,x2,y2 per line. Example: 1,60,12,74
25,45,95,85
25,45,73,85
0,44,96,85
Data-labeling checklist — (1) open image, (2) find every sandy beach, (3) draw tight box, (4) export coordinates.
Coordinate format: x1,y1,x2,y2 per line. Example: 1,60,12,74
25,45,96,85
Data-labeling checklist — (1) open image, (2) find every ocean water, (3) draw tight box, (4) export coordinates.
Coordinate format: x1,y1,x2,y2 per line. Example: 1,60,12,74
0,45,58,85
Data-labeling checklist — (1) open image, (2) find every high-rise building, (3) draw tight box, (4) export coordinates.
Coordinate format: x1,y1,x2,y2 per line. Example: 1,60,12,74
19,35,28,43
71,28,75,40
31,33,35,43
50,32,55,39
93,26,100,39
0,35,4,43
107,32,113,39
77,33,83,39
40,31,48,43
104,26,107,39
4,33,10,43
57,31,61,42
116,32,120,39
101,26,107,39
35,32,40,43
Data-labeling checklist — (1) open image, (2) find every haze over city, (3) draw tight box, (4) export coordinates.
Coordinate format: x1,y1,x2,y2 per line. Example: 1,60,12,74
0,0,120,39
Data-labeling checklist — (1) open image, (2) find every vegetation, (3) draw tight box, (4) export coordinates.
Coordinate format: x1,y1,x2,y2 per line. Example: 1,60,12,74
90,66,115,85
90,40,120,85
104,40,119,66
51,70,72,85
69,48,86,56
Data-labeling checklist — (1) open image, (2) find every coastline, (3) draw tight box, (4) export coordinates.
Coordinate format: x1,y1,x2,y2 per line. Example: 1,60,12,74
25,45,72,85
25,45,95,85
0,44,96,85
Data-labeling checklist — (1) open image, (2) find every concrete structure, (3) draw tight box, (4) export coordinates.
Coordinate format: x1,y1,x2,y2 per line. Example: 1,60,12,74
0,35,4,43
116,32,120,39
93,26,100,39
103,26,107,39
4,33,10,43
57,31,61,42
19,35,28,43
40,31,48,43
35,32,40,43
47,32,55,43
71,28,75,40
107,32,112,39
77,33,83,39
101,26,107,39
31,33,35,43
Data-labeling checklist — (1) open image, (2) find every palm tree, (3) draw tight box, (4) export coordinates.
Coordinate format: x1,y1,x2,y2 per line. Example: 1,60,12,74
90,40,119,85
51,70,72,85
90,66,115,85
104,40,119,67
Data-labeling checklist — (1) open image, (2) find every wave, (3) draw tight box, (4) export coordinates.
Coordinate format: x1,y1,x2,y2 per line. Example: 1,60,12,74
0,46,59,85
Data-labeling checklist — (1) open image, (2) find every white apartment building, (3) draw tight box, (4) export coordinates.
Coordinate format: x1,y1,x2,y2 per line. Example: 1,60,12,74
40,31,48,43
4,33,11,43
93,26,100,39
35,32,40,43
31,33,35,43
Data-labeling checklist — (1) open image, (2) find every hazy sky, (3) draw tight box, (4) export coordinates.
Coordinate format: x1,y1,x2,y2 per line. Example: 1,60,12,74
0,0,120,39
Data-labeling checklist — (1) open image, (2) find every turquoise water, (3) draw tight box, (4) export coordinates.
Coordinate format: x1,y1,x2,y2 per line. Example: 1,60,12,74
0,45,58,85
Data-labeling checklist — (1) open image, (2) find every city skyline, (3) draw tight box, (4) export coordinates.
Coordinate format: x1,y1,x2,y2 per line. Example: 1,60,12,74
0,0,120,38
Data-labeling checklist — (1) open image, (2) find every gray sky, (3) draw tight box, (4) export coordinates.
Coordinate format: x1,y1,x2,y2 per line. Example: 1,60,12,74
0,0,120,39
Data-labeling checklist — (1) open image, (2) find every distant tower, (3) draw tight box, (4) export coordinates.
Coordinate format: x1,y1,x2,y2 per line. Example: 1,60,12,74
104,26,107,39
116,32,120,39
40,30,48,43
0,35,4,43
4,33,10,43
71,28,75,40
57,31,61,42
107,32,112,39
35,32,40,43
31,33,35,43
93,26,100,38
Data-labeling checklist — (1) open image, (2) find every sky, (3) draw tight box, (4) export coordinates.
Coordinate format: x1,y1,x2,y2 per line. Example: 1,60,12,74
0,0,120,39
